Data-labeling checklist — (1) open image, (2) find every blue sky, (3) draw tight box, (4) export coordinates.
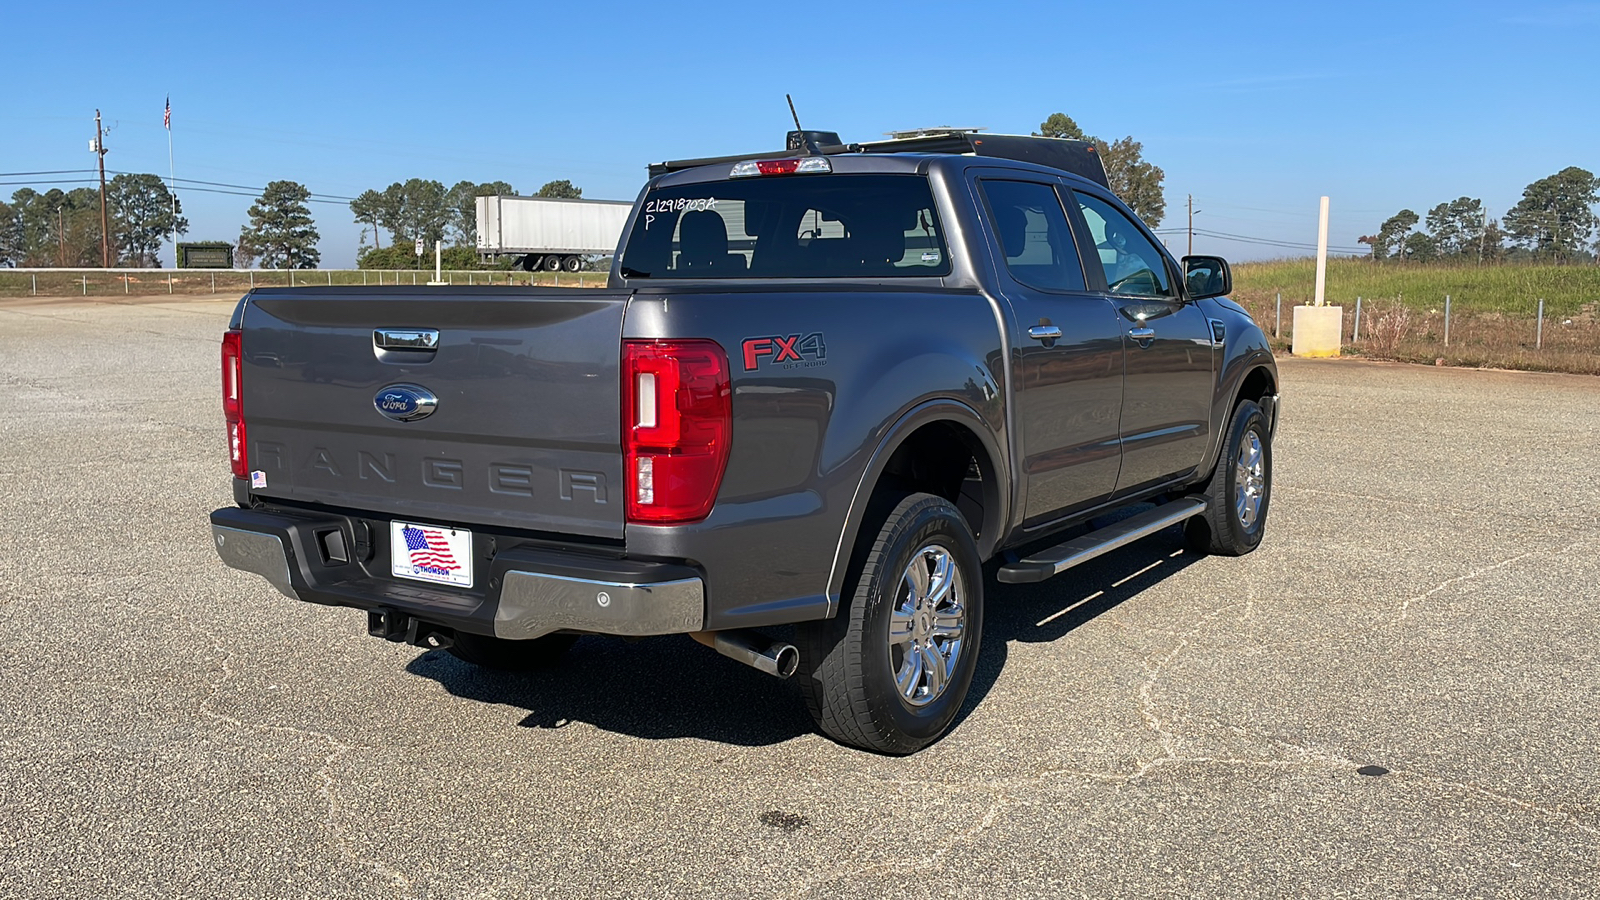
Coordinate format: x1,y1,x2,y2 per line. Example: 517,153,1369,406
5,0,1598,266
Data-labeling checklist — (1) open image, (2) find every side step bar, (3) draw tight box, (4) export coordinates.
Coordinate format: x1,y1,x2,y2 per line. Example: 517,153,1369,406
997,496,1209,584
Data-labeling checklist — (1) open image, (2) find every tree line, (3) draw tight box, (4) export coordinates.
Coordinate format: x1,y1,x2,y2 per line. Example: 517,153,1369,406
0,175,187,267
236,177,580,269
0,176,582,269
1360,167,1600,264
350,179,580,250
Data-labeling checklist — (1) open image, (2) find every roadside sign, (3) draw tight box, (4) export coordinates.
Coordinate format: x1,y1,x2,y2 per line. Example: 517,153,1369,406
414,238,424,257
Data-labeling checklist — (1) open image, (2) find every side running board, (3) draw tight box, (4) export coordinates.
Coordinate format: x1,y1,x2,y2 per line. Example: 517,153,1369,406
997,496,1209,584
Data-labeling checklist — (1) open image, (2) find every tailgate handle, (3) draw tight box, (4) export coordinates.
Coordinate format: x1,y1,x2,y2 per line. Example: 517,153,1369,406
374,329,439,351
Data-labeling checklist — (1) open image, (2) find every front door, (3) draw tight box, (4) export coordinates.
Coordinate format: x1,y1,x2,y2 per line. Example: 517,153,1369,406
974,177,1124,524
1071,189,1214,494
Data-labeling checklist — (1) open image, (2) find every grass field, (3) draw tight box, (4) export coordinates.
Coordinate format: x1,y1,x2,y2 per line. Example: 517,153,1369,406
1231,259,1600,374
1232,258,1600,317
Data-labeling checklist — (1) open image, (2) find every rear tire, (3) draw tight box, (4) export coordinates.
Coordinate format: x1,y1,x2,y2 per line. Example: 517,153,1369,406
520,255,543,272
1185,399,1271,556
448,632,578,672
543,254,563,272
563,255,583,272
797,493,983,755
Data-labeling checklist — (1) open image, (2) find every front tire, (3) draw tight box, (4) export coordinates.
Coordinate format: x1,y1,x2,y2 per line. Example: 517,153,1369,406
1185,399,1272,555
448,632,578,672
563,255,583,272
797,493,984,754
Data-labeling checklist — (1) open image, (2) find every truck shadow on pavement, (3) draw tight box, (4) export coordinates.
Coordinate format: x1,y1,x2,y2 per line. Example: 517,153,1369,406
404,629,817,747
404,520,1200,749
959,523,1203,732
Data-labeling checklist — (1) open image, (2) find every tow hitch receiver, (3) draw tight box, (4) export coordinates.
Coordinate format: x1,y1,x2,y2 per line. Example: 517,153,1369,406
368,608,454,649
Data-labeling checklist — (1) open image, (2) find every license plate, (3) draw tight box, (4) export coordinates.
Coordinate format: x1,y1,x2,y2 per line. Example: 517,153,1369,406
390,521,473,588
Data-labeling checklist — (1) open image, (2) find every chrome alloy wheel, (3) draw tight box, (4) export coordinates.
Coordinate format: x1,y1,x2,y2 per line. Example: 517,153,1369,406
887,543,967,708
1234,430,1266,529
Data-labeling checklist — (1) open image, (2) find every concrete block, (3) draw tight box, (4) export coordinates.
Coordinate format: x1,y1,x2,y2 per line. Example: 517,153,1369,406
1293,305,1343,358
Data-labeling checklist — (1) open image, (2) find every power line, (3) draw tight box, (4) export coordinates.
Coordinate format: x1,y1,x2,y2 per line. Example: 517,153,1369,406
7,169,359,205
0,179,102,186
106,170,357,200
0,169,98,177
1156,226,1365,253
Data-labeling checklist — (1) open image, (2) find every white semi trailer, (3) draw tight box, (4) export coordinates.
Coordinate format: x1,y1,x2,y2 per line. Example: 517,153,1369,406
475,195,633,272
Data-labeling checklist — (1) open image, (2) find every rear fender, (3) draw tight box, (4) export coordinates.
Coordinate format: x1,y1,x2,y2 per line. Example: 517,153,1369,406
824,399,1009,611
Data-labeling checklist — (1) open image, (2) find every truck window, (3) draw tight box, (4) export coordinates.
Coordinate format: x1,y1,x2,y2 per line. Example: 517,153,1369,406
1073,192,1174,298
619,175,951,279
977,180,1086,293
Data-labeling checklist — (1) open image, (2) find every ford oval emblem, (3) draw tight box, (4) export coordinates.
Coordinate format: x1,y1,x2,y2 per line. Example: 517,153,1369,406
373,384,438,422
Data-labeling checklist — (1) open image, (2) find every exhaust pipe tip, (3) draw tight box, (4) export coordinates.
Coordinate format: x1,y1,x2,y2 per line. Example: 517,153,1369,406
769,642,799,679
691,629,800,679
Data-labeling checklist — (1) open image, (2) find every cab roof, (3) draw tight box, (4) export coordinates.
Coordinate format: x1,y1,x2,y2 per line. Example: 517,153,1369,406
647,132,1110,189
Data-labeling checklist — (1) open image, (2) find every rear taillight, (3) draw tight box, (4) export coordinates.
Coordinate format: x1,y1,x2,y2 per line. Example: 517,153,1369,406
622,340,732,523
221,329,247,480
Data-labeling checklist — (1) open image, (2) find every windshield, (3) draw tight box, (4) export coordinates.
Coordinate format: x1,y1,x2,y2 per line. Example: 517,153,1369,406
619,174,951,279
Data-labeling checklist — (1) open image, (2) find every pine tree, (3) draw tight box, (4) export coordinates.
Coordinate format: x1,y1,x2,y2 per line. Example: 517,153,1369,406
240,181,320,269
1503,167,1599,260
107,173,187,267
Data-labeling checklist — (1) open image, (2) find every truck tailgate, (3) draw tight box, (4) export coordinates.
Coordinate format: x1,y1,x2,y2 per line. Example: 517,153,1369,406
239,288,629,539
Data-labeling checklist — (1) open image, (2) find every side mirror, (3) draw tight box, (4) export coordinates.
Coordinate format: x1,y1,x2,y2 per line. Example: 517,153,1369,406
1182,255,1232,300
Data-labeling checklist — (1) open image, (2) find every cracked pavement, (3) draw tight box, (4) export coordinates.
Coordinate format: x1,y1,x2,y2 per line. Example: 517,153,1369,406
1,294,1597,898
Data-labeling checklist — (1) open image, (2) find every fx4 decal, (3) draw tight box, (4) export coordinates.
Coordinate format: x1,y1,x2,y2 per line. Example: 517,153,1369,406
742,332,827,371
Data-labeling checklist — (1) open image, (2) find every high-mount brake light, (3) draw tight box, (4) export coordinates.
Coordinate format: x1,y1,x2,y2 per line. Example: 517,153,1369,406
221,329,248,480
622,340,732,523
729,157,832,177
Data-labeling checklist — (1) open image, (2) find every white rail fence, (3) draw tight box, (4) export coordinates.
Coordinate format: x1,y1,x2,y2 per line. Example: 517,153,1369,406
1,267,605,297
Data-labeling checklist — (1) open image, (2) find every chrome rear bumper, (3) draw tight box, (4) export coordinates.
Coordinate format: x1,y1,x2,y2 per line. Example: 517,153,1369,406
209,507,704,640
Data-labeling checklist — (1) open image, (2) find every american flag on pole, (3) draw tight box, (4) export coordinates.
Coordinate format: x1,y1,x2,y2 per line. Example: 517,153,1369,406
401,525,460,572
164,97,171,130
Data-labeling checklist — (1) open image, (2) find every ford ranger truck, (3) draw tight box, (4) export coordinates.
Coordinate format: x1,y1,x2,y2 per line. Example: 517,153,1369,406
210,133,1278,754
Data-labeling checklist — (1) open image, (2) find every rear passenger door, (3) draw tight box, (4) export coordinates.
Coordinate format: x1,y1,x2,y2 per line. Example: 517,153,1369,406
1068,188,1214,494
974,176,1124,525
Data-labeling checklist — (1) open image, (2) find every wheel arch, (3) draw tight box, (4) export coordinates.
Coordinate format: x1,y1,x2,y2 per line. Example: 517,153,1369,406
1234,361,1279,438
1235,363,1277,406
1201,351,1279,481
825,400,1009,609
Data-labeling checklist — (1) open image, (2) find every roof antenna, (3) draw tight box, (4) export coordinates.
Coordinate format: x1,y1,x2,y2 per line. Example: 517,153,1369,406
786,94,804,132
786,94,824,156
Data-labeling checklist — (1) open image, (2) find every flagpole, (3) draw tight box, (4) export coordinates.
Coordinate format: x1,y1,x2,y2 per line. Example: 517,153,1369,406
165,96,176,265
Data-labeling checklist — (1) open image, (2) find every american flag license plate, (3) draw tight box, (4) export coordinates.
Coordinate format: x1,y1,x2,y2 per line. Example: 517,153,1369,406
390,521,474,588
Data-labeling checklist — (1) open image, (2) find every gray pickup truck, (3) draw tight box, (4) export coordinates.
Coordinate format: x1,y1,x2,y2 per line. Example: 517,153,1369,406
211,131,1277,754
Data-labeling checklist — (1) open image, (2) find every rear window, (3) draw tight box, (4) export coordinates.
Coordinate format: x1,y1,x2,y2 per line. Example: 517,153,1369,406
618,174,951,279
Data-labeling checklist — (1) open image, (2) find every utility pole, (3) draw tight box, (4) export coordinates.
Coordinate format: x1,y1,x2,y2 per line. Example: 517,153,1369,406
58,206,66,266
1185,194,1202,257
94,109,110,268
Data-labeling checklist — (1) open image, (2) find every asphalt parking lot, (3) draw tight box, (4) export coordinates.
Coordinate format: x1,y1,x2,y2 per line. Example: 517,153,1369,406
1,294,1596,899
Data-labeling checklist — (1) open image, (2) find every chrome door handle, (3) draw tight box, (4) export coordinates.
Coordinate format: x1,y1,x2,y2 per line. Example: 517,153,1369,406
1128,327,1156,340
373,328,439,350
1028,325,1063,341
